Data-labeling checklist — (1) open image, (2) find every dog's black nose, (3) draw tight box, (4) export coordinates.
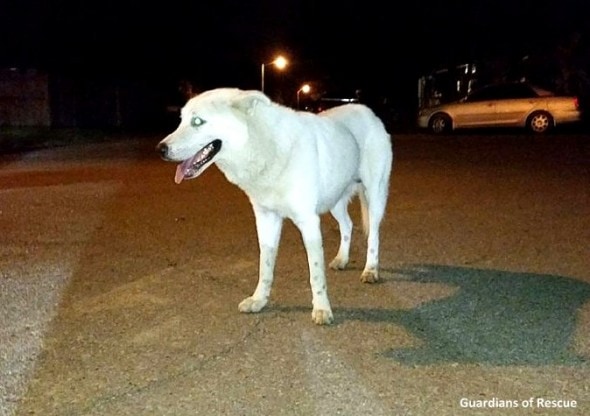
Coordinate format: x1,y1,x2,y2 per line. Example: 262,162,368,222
156,142,169,159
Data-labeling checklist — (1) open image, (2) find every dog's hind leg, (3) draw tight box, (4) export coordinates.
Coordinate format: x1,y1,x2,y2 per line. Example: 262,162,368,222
328,195,353,271
359,183,388,283
238,204,283,314
293,214,334,325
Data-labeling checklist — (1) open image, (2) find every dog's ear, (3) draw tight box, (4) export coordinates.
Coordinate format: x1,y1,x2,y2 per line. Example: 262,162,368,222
231,90,272,115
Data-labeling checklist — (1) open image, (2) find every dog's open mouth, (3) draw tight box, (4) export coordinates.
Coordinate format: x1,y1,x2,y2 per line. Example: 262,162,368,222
174,139,222,184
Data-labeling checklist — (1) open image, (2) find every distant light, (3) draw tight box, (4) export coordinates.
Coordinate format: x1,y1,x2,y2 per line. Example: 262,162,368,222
296,83,312,110
273,56,288,69
261,55,289,93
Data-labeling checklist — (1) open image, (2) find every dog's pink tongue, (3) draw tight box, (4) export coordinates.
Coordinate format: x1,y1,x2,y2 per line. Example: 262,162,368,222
174,163,187,184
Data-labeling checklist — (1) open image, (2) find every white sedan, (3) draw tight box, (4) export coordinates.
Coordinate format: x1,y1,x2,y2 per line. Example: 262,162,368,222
417,82,582,134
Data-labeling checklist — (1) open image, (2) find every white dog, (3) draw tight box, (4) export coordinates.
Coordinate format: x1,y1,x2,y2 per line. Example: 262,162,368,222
157,88,392,325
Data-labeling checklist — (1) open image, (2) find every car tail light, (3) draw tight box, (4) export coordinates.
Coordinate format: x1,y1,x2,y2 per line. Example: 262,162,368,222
573,97,580,109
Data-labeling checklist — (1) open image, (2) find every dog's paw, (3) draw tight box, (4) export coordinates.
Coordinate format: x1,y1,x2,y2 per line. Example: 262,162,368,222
329,257,348,270
311,308,334,325
360,269,380,283
238,297,267,313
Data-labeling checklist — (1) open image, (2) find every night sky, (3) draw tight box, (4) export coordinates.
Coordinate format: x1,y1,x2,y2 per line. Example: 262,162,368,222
1,0,587,99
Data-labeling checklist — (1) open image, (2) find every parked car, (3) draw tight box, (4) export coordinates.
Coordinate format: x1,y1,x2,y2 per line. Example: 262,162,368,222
417,82,582,134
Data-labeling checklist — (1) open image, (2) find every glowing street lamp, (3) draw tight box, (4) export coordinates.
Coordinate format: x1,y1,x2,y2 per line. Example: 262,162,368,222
261,55,288,94
297,84,311,109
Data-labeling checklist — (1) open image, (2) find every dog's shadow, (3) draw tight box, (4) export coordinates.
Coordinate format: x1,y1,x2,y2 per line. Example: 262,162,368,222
335,264,590,366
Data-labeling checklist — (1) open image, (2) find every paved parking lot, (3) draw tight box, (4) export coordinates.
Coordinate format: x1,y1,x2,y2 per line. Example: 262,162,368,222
1,133,589,415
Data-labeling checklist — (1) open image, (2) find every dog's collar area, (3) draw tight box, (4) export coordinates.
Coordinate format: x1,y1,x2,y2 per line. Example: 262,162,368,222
174,139,222,184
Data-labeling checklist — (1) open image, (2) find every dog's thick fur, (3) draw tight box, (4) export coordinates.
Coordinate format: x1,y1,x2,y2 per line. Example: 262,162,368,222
157,88,393,324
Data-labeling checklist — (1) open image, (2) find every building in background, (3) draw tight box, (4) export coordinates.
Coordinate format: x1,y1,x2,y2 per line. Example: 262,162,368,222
0,68,170,129
0,68,50,126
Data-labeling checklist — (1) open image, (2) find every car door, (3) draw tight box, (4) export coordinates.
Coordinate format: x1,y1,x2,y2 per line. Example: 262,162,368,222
453,99,497,127
454,84,514,128
492,84,540,126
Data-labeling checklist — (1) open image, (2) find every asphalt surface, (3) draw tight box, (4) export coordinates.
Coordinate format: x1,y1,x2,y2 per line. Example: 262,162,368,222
1,132,589,415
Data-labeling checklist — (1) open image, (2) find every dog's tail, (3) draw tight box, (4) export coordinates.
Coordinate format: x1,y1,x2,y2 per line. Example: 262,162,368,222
358,187,369,236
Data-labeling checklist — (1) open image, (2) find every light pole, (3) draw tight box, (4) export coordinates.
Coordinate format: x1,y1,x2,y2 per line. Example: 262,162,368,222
261,55,288,94
297,84,311,109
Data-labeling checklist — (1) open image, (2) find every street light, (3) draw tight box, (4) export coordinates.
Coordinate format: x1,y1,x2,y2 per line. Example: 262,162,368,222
261,55,288,94
297,84,311,109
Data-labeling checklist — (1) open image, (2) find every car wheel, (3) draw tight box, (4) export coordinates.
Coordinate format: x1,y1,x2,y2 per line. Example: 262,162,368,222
429,113,452,134
527,111,553,134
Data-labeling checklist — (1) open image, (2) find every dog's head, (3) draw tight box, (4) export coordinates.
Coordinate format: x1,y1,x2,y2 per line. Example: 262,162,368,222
156,88,271,183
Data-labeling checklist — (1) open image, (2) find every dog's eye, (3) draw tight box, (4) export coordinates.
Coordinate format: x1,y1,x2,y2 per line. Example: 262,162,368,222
190,115,206,127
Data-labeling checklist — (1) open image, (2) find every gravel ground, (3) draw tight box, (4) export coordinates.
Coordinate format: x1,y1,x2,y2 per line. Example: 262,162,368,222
0,132,588,415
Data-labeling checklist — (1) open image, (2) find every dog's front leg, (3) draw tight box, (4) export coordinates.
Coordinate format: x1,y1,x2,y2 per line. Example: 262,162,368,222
294,215,334,325
238,203,283,314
